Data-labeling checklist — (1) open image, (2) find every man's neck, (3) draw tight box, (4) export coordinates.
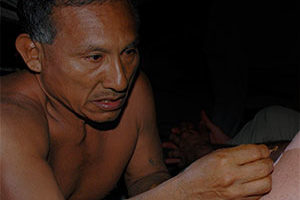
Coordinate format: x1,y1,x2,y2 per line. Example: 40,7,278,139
33,73,84,126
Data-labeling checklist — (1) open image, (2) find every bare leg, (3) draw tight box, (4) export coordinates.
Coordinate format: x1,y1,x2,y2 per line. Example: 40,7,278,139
261,131,300,200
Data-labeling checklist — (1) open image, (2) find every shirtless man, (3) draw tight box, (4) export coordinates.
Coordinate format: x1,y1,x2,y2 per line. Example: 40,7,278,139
1,0,273,199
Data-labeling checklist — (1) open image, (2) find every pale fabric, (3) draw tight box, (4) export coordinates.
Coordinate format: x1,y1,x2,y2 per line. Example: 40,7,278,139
228,106,300,145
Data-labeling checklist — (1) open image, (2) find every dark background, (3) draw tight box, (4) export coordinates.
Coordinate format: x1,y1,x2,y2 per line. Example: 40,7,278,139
136,0,300,137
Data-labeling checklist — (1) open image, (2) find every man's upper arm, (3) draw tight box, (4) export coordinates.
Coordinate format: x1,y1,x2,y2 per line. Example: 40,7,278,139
0,101,64,200
124,72,170,195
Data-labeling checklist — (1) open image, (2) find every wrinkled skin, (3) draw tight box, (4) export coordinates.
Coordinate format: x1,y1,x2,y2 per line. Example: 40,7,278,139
131,144,274,200
177,144,273,200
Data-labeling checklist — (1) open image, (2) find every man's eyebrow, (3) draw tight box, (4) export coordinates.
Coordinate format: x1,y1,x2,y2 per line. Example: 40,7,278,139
121,38,140,54
78,38,139,54
80,45,109,54
124,38,140,50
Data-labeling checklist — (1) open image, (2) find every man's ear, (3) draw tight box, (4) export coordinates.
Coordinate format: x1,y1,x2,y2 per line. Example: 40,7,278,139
15,34,43,73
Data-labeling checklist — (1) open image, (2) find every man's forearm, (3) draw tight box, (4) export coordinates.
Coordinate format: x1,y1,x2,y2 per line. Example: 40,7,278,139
127,173,185,200
127,171,171,197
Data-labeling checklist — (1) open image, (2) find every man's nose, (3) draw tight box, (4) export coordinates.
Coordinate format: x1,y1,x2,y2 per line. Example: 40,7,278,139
102,57,128,92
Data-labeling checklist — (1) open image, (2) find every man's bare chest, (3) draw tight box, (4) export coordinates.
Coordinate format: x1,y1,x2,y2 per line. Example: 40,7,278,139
47,121,137,199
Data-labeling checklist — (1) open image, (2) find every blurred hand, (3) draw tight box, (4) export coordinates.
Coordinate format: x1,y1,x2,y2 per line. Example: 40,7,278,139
162,111,233,168
200,110,231,144
162,121,213,168
177,144,273,199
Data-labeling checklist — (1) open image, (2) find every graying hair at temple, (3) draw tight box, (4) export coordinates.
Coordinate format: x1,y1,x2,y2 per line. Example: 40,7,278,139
17,0,139,44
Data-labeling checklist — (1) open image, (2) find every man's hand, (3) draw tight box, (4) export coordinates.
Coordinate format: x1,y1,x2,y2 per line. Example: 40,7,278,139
176,144,273,199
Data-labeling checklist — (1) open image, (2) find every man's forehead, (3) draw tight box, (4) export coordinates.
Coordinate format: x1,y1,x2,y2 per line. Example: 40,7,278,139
55,0,114,7
52,0,135,33
48,0,137,52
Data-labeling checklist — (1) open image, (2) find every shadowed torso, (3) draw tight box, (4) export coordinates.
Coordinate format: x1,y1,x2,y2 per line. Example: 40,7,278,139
1,71,139,199
47,117,137,199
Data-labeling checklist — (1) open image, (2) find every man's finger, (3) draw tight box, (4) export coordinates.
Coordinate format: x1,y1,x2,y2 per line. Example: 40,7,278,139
226,144,270,165
238,158,273,183
169,134,181,145
168,150,181,158
240,176,272,197
171,127,181,135
201,110,220,133
162,142,179,150
198,121,207,132
240,195,262,200
165,158,181,164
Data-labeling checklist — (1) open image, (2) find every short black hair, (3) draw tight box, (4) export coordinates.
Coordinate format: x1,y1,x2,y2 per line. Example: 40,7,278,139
17,0,139,44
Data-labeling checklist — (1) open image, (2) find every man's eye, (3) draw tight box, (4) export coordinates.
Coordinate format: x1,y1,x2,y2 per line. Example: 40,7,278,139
125,48,137,55
86,54,103,62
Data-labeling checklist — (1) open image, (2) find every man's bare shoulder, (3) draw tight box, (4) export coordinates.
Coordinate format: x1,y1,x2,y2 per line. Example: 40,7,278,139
1,83,49,158
123,71,155,120
122,71,156,131
134,70,152,90
128,71,154,106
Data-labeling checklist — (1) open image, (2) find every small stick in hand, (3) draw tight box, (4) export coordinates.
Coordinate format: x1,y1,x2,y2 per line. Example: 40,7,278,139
269,146,279,153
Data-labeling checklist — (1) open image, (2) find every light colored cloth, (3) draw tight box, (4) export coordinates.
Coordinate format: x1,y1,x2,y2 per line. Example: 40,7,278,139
228,106,300,145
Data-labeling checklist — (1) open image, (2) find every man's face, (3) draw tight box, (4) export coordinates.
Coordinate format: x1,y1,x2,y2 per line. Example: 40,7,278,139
39,1,139,122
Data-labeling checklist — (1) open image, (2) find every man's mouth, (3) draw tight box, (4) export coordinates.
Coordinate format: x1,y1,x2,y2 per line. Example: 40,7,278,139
92,97,124,111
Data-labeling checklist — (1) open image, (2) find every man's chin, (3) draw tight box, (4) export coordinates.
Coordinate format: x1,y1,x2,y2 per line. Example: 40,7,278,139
83,111,122,130
84,109,122,124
